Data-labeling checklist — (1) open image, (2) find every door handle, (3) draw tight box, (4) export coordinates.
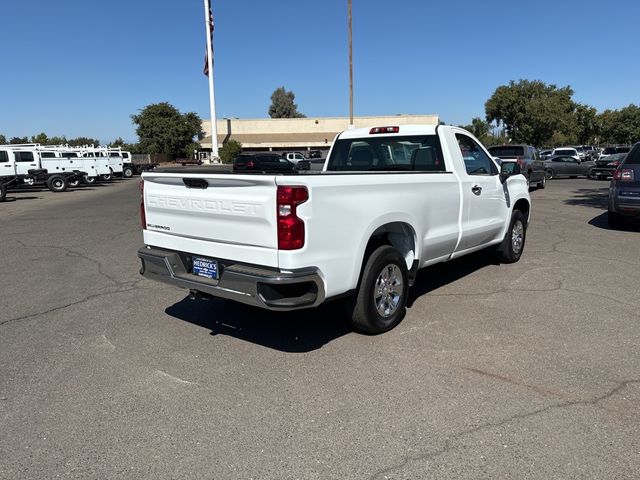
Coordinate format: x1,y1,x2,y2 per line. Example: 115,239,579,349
471,185,482,195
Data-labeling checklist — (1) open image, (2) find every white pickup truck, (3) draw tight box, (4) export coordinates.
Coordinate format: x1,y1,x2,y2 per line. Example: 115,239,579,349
138,125,531,333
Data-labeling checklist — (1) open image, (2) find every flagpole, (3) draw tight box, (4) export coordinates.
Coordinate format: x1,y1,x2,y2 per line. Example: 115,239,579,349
204,0,218,161
348,0,354,129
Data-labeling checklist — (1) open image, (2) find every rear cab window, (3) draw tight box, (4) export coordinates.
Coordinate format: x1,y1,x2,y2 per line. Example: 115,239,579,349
326,135,445,172
488,146,524,158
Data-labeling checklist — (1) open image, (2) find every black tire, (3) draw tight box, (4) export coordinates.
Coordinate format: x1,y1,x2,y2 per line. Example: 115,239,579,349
123,166,134,178
46,175,68,193
347,245,409,334
68,177,81,188
496,210,527,263
586,169,595,179
101,171,112,181
608,210,624,228
83,176,96,185
0,183,6,202
545,169,554,180
536,174,546,189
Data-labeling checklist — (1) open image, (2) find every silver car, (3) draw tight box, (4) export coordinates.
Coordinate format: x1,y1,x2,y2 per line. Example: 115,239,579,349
544,155,596,179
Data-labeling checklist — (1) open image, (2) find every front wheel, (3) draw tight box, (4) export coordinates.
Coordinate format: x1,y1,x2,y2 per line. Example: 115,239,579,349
347,245,409,334
0,183,6,202
545,169,554,180
536,174,546,189
496,210,527,263
83,176,96,185
47,175,68,193
123,166,134,178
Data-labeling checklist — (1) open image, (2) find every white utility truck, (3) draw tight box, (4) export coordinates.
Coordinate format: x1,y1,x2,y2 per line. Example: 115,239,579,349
81,147,123,180
0,144,83,193
138,125,531,334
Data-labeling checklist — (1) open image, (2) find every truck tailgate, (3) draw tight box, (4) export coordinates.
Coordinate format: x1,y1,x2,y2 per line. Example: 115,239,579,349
141,172,279,267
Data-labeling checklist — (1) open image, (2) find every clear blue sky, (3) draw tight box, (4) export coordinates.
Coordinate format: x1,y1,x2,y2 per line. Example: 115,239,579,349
1,0,638,143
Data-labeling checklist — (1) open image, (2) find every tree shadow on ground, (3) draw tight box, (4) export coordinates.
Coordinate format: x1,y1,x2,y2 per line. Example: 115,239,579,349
589,211,640,232
563,185,609,209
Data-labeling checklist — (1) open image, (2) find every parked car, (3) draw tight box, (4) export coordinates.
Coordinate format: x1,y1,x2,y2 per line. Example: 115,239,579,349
551,147,580,160
539,149,553,160
600,146,631,160
544,155,596,179
608,142,640,227
591,152,627,180
233,153,298,172
138,124,531,334
488,144,546,189
281,152,311,170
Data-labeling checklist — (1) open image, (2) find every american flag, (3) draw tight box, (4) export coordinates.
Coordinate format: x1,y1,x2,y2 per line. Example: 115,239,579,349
203,0,214,76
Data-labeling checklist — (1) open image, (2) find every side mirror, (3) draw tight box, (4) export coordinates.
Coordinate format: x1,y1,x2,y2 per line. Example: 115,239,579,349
499,161,520,182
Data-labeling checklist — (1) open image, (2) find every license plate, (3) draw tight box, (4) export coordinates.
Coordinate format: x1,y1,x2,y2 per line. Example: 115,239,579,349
192,257,218,280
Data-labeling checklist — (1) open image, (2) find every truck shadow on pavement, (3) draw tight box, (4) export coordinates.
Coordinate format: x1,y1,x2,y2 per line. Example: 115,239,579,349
407,251,499,307
165,297,352,353
165,251,499,352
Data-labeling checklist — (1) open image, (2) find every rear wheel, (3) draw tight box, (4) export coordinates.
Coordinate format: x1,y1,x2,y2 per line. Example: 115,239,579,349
0,183,6,202
123,166,134,178
347,246,409,334
83,176,96,185
496,210,527,263
47,175,68,193
536,174,546,189
68,177,81,188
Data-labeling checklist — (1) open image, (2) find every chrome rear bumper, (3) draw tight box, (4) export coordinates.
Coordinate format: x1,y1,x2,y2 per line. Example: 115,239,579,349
138,246,325,311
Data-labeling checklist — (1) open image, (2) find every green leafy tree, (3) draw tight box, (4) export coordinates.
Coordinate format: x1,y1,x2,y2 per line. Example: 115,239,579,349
49,135,68,145
181,141,201,159
485,79,575,146
131,102,203,157
573,104,598,145
0,134,6,144
31,132,49,144
68,137,100,147
10,136,29,144
111,137,126,147
218,139,242,164
268,87,306,118
599,104,640,145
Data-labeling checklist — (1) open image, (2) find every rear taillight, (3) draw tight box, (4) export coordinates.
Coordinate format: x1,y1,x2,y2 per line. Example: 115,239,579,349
139,179,146,229
277,186,308,250
614,168,634,182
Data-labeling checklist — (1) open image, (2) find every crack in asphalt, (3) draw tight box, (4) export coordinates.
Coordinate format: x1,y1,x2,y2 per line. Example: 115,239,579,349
13,239,128,287
0,281,149,327
369,379,640,480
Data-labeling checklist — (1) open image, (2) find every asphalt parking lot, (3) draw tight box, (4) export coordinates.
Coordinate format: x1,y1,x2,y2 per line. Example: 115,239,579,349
1,178,639,479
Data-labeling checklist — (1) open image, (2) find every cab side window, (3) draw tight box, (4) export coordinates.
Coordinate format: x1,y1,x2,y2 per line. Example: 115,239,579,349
0,151,8,163
16,152,34,162
455,134,497,176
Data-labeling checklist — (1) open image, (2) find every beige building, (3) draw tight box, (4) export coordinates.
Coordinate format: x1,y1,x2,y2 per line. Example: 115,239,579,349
199,114,439,156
